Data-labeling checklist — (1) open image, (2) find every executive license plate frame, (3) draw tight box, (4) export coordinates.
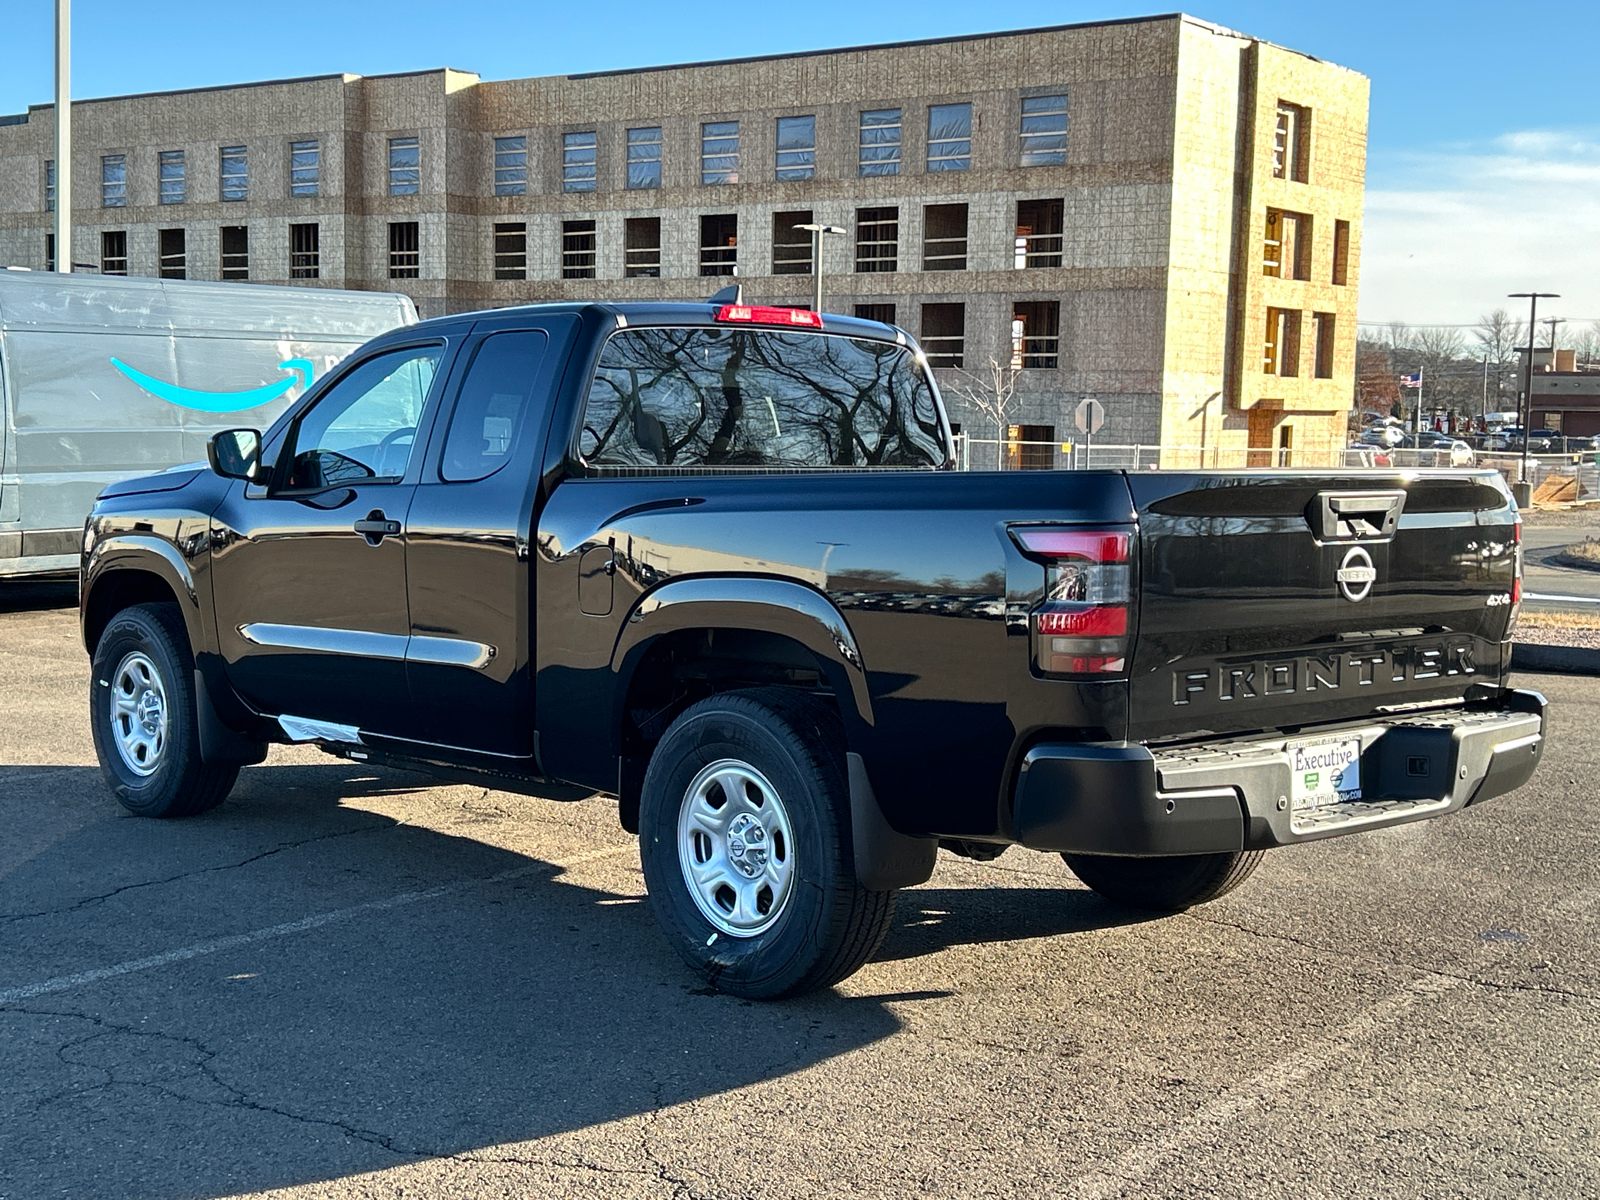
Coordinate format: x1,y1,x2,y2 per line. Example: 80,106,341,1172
1288,735,1363,812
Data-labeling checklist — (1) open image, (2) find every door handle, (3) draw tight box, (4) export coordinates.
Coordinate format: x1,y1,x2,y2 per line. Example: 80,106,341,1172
354,511,402,544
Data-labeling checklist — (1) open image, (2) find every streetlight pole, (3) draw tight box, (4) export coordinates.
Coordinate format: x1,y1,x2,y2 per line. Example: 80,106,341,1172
1509,291,1559,501
53,0,71,273
796,223,845,314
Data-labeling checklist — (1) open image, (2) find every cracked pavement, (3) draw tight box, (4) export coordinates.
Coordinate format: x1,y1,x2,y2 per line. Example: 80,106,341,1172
1,580,1597,1199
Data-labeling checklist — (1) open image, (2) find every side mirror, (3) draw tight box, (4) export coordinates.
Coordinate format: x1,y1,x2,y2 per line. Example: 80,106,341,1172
208,428,264,482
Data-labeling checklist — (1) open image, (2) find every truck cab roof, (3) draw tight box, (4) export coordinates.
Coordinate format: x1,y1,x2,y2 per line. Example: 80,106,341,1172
407,300,909,346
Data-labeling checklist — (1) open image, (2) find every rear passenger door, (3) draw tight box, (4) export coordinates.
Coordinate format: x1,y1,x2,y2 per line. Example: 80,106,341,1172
397,317,575,756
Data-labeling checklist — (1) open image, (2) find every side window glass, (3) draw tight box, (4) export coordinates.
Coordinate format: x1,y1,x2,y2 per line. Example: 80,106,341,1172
285,345,442,490
440,331,550,482
581,328,943,470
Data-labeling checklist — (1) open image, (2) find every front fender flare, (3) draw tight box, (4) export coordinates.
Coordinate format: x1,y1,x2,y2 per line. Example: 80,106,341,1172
82,533,203,652
611,576,874,734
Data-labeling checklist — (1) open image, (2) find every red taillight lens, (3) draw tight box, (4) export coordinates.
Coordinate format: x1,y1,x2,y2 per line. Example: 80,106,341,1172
1509,518,1523,633
1011,526,1133,677
715,304,823,328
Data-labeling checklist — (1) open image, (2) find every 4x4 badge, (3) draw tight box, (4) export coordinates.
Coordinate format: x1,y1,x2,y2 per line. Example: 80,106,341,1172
1336,546,1377,602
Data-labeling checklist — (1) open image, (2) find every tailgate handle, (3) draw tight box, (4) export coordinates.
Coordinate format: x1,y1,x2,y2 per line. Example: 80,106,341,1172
1310,491,1405,542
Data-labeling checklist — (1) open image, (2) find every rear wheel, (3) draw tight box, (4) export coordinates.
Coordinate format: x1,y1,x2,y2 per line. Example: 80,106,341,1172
89,603,239,818
1062,850,1264,911
638,688,896,1000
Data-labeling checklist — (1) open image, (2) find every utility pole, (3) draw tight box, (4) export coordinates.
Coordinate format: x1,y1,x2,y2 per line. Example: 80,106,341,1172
53,0,71,273
1509,291,1559,500
796,223,845,314
1543,316,1564,355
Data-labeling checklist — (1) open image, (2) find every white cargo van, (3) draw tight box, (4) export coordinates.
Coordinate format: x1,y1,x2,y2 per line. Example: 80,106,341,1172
0,270,415,576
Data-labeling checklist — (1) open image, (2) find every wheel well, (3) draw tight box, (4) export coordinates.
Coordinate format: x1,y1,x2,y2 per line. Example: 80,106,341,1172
620,628,840,757
84,570,182,654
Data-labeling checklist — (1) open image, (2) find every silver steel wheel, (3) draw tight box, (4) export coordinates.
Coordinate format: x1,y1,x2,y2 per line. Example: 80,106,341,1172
109,651,169,777
677,758,796,938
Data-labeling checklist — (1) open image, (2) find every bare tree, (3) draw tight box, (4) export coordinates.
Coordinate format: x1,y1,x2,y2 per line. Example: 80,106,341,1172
1474,309,1526,409
1569,320,1600,370
944,357,1020,469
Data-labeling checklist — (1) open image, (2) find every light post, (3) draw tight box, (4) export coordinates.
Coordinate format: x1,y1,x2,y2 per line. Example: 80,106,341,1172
796,223,846,314
53,0,71,273
1508,291,1559,503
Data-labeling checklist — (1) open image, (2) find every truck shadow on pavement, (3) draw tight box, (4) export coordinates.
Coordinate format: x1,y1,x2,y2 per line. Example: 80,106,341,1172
0,760,1139,1200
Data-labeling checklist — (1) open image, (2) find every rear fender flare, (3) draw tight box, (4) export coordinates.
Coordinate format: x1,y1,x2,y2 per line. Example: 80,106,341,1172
611,576,874,738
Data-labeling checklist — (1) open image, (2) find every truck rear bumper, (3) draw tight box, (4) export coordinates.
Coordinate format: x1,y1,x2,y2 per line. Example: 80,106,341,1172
1012,689,1546,856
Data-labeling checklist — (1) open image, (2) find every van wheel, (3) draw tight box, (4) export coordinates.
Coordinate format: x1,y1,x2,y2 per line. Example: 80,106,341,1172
1062,850,1264,911
638,688,896,1000
89,603,239,818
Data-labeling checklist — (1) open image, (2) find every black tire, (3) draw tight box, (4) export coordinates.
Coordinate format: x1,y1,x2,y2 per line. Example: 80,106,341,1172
1062,850,1265,911
638,688,896,1000
89,602,239,818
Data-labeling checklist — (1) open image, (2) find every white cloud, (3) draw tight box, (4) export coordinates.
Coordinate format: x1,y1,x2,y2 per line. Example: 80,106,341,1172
1360,129,1600,327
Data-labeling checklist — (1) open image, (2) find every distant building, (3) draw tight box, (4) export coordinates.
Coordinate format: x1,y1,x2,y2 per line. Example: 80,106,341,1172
1520,348,1600,437
0,15,1370,464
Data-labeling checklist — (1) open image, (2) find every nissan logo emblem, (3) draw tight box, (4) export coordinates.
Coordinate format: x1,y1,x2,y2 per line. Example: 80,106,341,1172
1336,546,1377,603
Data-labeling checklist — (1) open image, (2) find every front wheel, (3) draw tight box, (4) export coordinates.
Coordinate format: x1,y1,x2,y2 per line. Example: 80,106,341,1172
1062,850,1264,911
89,603,239,818
638,688,896,1000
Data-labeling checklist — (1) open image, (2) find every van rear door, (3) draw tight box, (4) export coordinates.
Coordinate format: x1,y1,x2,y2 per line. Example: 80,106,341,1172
1124,472,1516,743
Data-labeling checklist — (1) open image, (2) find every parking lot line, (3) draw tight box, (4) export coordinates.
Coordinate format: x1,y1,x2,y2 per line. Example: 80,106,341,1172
1061,971,1464,1200
1524,592,1600,605
0,845,631,1005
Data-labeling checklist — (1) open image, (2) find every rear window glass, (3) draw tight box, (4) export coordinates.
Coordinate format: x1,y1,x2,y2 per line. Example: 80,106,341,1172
579,327,947,470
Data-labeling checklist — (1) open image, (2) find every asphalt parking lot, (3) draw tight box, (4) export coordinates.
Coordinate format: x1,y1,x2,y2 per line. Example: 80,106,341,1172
2,581,1596,1200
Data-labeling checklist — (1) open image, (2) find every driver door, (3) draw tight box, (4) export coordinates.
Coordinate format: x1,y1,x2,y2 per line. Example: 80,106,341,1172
210,339,450,736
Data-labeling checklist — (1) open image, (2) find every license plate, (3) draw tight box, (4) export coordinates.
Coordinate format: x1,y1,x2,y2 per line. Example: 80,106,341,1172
1289,737,1363,811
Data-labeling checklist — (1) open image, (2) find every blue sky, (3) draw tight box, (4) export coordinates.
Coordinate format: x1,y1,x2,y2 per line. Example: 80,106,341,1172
6,1,1597,326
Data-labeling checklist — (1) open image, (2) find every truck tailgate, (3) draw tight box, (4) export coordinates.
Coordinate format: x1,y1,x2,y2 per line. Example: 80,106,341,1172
1125,472,1517,742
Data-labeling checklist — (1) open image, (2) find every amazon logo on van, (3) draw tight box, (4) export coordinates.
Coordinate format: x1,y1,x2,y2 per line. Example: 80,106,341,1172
109,357,316,413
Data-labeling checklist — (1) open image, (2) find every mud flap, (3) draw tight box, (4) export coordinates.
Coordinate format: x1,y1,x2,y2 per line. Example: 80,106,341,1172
847,751,937,891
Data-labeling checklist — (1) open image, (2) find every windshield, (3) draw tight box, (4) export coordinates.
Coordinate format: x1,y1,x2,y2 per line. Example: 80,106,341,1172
579,326,948,471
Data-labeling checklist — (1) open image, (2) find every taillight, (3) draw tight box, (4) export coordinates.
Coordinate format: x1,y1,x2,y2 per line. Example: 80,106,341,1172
1011,527,1132,676
1509,518,1523,636
715,304,823,328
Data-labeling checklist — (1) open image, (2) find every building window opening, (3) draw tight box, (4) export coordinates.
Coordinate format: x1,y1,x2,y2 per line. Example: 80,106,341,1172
1277,423,1294,467
700,213,737,276
562,131,597,192
625,217,661,278
1012,301,1060,369
1007,424,1056,470
220,145,249,201
772,210,813,275
776,115,816,181
1263,209,1311,279
45,159,55,212
921,302,965,368
291,140,320,196
562,219,597,279
1313,312,1336,379
494,136,527,196
101,230,128,275
927,103,972,171
290,222,320,279
220,225,249,280
45,233,55,272
859,109,901,176
159,150,185,205
855,303,896,326
701,121,739,185
853,206,898,274
1272,102,1309,182
101,155,127,208
923,203,968,271
389,221,420,278
1333,219,1350,286
1019,94,1068,166
159,228,186,279
1014,198,1063,268
627,127,662,190
388,137,420,195
494,222,526,280
1264,306,1301,376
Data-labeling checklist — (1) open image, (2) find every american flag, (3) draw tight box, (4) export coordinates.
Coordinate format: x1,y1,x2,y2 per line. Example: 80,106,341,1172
1400,371,1422,387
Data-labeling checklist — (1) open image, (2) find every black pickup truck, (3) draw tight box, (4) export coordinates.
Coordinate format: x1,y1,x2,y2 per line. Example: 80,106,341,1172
81,299,1546,998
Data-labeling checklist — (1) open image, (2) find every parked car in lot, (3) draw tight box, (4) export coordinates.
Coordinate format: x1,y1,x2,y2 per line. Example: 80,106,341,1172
80,298,1548,998
1399,432,1476,467
0,271,415,577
